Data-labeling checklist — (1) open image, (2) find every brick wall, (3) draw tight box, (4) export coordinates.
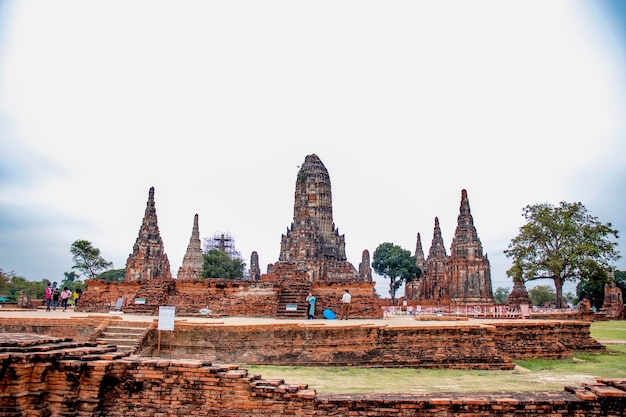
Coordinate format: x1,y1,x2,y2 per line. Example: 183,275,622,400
0,318,604,366
160,321,514,369
1,334,624,417
79,279,389,318
169,279,279,316
0,317,107,341
491,321,605,359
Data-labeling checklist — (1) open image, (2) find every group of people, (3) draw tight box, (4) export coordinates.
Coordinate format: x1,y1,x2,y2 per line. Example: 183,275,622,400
44,282,82,311
305,289,352,320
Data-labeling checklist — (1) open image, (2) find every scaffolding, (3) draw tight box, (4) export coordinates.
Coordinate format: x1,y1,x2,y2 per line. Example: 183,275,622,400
202,232,243,261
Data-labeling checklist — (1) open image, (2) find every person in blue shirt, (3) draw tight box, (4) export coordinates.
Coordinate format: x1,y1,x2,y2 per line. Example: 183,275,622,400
306,292,316,319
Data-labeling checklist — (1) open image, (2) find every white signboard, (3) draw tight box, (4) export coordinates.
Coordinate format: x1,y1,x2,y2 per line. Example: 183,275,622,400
158,306,176,331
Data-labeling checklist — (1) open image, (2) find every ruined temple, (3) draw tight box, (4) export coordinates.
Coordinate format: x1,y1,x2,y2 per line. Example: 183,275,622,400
249,251,261,280
448,189,493,303
417,217,449,301
602,275,624,319
407,190,494,305
274,154,363,282
176,214,204,280
358,249,372,282
124,187,172,282
506,277,532,308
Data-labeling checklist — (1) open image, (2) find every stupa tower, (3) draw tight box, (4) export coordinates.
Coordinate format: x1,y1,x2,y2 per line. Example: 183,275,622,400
405,232,425,299
448,189,494,303
277,154,359,282
418,217,449,300
125,187,172,282
177,214,204,280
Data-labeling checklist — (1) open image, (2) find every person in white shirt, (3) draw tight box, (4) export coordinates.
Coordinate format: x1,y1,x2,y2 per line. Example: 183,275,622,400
340,289,351,320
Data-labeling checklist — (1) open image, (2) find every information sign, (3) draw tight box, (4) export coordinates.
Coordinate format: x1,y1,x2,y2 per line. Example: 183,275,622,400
158,306,176,331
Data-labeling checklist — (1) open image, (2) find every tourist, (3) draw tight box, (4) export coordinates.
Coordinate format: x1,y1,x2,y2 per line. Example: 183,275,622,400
72,289,80,307
60,287,72,311
306,292,316,319
340,289,351,320
51,286,60,310
44,281,52,312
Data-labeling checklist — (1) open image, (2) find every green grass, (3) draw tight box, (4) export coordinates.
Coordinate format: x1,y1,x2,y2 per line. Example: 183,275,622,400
589,320,626,341
245,321,626,393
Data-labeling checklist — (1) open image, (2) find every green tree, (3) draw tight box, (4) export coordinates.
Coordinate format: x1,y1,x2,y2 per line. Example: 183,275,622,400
577,269,626,309
97,268,126,282
528,285,556,307
64,271,80,282
372,242,421,304
70,240,113,279
202,249,246,279
504,202,620,308
493,287,510,305
0,269,10,297
4,275,46,302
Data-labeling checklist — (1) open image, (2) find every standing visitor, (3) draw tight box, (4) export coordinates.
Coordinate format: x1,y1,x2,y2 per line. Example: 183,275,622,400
306,292,316,319
45,281,52,312
52,286,60,310
340,289,351,320
60,287,72,311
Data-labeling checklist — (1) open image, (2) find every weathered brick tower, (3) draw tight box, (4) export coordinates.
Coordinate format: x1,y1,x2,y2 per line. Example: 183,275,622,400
407,190,494,305
177,214,204,280
447,189,494,304
276,154,363,283
420,217,449,300
124,187,172,283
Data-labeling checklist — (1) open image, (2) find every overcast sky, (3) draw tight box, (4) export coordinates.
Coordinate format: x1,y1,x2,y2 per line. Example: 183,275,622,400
1,1,624,297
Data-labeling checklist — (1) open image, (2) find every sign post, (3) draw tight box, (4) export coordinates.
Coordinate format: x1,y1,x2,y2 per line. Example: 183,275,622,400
157,306,176,358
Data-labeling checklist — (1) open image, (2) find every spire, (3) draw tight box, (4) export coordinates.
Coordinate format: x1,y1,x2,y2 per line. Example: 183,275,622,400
448,189,493,302
279,154,347,262
125,187,172,282
177,214,204,280
414,232,425,270
427,217,447,260
450,189,483,259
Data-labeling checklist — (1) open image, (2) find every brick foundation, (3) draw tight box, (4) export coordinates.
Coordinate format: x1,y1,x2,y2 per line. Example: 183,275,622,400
0,333,624,417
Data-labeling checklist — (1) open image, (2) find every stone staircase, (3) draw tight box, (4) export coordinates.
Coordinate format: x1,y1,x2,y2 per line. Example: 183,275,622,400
275,280,311,318
96,320,153,354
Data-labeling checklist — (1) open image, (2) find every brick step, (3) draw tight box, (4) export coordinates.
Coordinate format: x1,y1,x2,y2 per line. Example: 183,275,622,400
104,326,147,334
100,332,144,341
96,323,151,355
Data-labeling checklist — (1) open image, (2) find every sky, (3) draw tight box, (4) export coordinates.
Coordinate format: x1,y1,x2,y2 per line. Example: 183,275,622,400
0,1,625,298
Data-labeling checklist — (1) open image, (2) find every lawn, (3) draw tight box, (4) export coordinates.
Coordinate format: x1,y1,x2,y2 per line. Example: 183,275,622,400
246,321,626,393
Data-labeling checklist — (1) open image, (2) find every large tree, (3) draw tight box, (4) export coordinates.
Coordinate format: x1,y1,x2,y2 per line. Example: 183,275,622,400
70,240,113,279
372,242,421,304
504,202,620,308
202,249,246,279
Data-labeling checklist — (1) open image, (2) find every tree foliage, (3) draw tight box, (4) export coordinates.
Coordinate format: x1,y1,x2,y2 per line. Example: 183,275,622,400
577,269,626,309
0,270,47,302
372,242,421,303
70,240,113,279
493,287,510,305
528,285,556,307
202,250,246,279
97,268,126,282
504,202,620,308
